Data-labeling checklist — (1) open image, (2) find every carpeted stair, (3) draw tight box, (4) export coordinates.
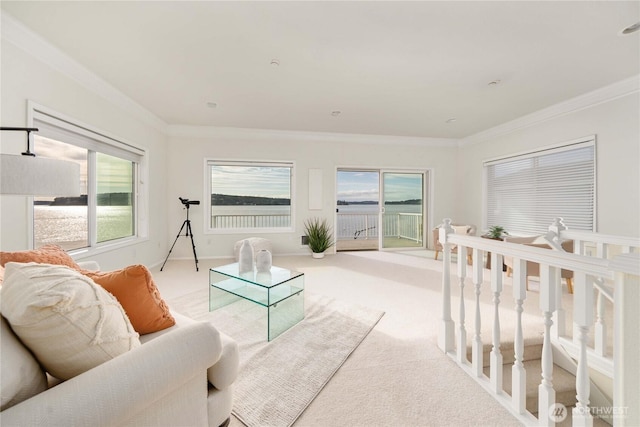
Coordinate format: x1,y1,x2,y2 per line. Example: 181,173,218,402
468,338,577,415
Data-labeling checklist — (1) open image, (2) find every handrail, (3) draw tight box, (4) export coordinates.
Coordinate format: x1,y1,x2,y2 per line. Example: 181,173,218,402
438,218,640,426
447,233,613,279
594,278,614,303
560,229,640,249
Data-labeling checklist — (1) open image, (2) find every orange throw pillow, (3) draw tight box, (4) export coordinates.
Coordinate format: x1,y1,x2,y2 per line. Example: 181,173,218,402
0,244,82,270
86,265,175,334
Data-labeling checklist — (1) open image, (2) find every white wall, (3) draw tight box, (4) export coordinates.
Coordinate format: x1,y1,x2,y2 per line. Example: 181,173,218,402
165,130,458,259
457,92,640,237
0,39,169,271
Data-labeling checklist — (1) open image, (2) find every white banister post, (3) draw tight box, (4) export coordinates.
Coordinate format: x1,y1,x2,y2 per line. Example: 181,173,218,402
596,242,607,259
611,253,640,427
457,245,468,364
551,267,565,340
572,271,594,427
547,218,567,340
594,290,606,357
538,264,558,426
512,258,527,414
472,247,484,378
490,251,503,395
438,219,455,354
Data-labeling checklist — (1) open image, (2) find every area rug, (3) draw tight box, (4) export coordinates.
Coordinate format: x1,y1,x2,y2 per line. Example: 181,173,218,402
168,288,384,427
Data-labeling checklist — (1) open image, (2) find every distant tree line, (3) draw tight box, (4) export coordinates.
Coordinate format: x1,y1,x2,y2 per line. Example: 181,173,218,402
35,193,132,206
337,199,421,205
211,193,290,206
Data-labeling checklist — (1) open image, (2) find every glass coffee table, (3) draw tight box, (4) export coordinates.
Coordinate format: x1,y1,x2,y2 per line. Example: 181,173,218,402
209,263,305,341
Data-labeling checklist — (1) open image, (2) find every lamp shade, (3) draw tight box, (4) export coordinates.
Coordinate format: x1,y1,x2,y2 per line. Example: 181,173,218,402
1,154,81,196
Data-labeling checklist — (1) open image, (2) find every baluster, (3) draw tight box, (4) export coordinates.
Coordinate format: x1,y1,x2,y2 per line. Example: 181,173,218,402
512,258,527,414
572,272,594,426
596,242,607,259
552,267,565,340
472,248,484,377
438,219,455,353
457,245,468,364
538,264,558,426
595,287,606,357
490,252,503,394
364,215,368,239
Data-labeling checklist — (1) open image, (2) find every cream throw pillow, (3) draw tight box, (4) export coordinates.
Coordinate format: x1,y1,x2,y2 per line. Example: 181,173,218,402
0,262,140,380
452,225,469,235
0,314,48,410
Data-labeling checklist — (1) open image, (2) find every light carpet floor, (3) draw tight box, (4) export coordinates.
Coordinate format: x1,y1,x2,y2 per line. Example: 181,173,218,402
152,251,525,426
169,289,384,427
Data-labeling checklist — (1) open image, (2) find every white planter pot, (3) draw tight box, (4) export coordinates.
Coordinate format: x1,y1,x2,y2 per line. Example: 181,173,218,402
312,252,325,259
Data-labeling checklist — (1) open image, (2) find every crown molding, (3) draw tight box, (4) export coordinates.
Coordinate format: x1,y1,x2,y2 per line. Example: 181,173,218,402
167,124,459,147
460,74,640,147
1,12,168,133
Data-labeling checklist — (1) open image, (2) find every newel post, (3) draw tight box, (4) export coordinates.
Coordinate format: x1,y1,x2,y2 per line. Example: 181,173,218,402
438,218,455,354
544,217,568,252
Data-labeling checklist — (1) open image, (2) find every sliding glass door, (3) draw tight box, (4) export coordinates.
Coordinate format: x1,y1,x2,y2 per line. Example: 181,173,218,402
336,168,427,251
380,171,425,249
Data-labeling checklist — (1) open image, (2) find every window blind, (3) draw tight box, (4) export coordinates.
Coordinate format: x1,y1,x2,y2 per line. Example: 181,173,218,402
33,110,144,163
485,138,595,235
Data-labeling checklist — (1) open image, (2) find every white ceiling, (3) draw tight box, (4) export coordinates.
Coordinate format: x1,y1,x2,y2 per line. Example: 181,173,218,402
2,1,639,139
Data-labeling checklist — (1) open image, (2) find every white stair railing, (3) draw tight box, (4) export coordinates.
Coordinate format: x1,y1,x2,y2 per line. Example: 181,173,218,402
438,218,640,426
545,218,640,377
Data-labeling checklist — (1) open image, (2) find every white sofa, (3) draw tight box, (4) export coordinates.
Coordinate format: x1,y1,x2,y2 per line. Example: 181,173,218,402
0,261,239,427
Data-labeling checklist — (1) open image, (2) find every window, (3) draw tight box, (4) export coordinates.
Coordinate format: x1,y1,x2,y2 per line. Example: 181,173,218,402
206,161,294,233
31,105,144,251
484,137,595,235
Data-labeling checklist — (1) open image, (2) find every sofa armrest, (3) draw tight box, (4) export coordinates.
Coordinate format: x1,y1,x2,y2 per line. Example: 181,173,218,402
1,322,222,427
208,332,239,390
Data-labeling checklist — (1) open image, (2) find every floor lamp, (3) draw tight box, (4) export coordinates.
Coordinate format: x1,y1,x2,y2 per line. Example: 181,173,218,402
1,127,80,196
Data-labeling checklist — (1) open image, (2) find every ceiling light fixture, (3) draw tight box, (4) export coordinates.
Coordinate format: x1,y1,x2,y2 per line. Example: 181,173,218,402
488,79,501,86
446,118,457,123
620,21,640,35
206,102,217,109
1,127,80,196
331,111,341,117
270,59,280,67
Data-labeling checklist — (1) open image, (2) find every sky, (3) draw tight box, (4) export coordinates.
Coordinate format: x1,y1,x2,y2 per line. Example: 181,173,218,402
210,165,291,199
36,135,133,195
337,170,423,203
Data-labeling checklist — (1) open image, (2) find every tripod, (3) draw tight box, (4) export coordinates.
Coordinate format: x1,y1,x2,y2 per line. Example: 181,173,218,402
161,203,199,271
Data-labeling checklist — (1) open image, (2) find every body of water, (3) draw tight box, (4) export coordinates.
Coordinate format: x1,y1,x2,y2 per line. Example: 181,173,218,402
34,205,133,250
212,204,421,215
336,204,422,214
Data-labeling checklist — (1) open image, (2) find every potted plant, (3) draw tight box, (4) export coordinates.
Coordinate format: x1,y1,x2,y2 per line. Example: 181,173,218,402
485,225,509,240
304,217,334,258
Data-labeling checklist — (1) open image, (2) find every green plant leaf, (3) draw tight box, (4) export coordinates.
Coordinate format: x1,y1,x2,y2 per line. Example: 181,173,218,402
304,217,334,253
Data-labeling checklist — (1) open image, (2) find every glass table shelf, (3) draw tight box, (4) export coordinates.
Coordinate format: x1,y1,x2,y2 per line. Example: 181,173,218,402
209,263,304,341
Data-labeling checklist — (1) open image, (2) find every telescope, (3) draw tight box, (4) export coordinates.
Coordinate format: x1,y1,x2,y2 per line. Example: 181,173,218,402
179,197,200,206
162,197,200,272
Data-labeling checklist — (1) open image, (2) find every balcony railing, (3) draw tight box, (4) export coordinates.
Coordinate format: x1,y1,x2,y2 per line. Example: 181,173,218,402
210,211,423,246
211,214,290,229
336,212,423,243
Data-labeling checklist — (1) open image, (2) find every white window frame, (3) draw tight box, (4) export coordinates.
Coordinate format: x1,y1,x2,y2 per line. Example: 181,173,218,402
27,102,149,256
483,136,596,236
204,159,296,235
